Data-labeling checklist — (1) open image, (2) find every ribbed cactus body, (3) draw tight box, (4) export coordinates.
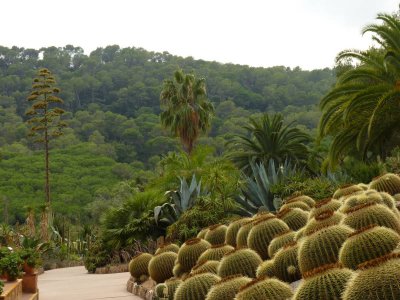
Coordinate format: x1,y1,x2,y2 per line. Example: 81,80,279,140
173,272,220,300
218,248,262,278
268,230,295,258
205,275,251,300
370,173,400,195
343,255,400,300
191,260,220,275
284,194,315,208
197,228,209,239
155,283,167,298
339,225,400,270
204,224,228,246
235,277,293,300
294,265,354,300
333,184,363,199
343,203,400,233
280,200,311,211
165,278,182,300
358,183,369,190
341,191,396,212
129,252,153,279
256,260,276,278
177,238,211,272
247,217,290,259
172,263,185,278
236,220,254,247
155,243,180,255
299,225,353,274
197,244,234,264
277,207,309,231
148,251,177,283
303,210,344,235
273,242,300,283
309,198,342,219
225,218,251,247
294,227,305,241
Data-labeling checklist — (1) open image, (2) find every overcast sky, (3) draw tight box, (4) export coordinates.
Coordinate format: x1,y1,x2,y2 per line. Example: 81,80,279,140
1,0,398,70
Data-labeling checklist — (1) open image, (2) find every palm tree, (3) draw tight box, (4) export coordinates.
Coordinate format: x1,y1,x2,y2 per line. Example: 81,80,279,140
319,13,400,169
160,69,214,155
228,113,312,173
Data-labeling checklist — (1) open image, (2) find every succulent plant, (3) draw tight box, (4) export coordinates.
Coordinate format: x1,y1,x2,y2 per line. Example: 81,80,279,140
173,272,220,300
256,259,276,278
298,224,353,274
343,202,400,233
370,173,400,195
280,200,311,212
155,243,180,255
358,183,369,190
173,263,186,278
341,190,396,212
277,207,309,231
267,230,295,258
235,277,293,300
309,198,342,219
177,238,211,272
273,242,301,283
294,227,305,241
225,218,252,247
343,254,400,300
205,275,252,300
148,251,177,283
164,277,182,300
204,224,228,246
333,184,363,199
294,264,354,300
218,248,262,278
155,283,167,298
190,260,220,275
303,210,344,236
236,220,254,248
129,252,153,281
197,228,209,239
247,216,290,259
197,244,234,264
339,225,400,270
284,194,315,208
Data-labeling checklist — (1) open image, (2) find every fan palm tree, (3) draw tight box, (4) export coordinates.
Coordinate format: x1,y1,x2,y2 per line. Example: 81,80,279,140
319,13,400,169
160,69,214,155
228,113,312,173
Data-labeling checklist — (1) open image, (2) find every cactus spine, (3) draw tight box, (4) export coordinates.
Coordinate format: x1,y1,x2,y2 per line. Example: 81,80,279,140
256,259,276,278
129,252,153,281
225,218,252,247
204,224,228,246
155,243,180,255
277,207,309,231
173,272,220,300
148,251,177,283
205,275,252,300
370,173,400,195
164,277,182,300
197,244,234,264
218,248,262,278
235,277,293,300
333,184,363,199
268,230,295,258
309,198,342,219
177,238,211,272
303,210,344,236
273,242,301,283
190,260,220,275
236,220,254,248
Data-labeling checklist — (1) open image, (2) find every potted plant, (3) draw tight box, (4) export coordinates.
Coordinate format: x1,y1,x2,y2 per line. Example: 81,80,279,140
20,248,41,275
0,252,23,281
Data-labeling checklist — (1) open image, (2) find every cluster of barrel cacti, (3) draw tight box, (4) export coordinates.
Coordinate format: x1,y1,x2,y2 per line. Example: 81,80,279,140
128,172,400,300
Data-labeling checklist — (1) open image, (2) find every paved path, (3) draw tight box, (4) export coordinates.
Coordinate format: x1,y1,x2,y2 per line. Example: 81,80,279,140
38,266,141,300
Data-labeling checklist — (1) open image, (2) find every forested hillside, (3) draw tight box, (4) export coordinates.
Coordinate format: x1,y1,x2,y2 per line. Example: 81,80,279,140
0,45,335,223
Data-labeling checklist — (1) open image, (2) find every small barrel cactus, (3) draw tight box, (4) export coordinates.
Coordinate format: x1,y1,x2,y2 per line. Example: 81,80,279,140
218,247,262,278
369,173,400,195
267,230,295,258
294,227,306,241
339,225,400,270
236,219,254,248
129,252,153,281
333,184,363,199
294,264,354,300
155,283,167,298
155,243,180,255
277,207,309,231
173,272,220,300
273,242,301,283
303,210,344,236
341,190,396,212
205,275,252,300
190,260,220,275
164,277,182,300
225,218,252,247
148,251,177,283
283,194,315,208
173,263,186,278
197,228,209,239
280,200,311,212
235,276,293,300
309,198,342,219
197,244,234,264
256,259,276,278
204,224,228,246
177,238,211,272
247,216,290,259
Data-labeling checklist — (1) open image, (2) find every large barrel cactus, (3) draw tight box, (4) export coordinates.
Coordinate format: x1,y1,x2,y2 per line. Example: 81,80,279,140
155,243,180,255
155,283,167,298
205,275,252,300
173,263,186,278
341,191,396,212
236,219,254,248
303,210,344,236
190,260,220,275
225,218,252,247
197,244,234,264
235,277,293,300
268,230,295,258
173,272,220,300
283,194,315,208
148,251,177,283
197,228,209,239
256,259,276,278
164,277,182,300
204,224,228,246
309,198,342,219
218,248,262,278
273,242,301,283
129,252,153,281
369,173,400,195
333,184,363,199
177,238,211,272
277,207,309,231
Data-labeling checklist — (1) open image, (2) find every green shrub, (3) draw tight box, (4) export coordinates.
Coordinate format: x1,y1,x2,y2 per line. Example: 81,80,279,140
84,240,110,273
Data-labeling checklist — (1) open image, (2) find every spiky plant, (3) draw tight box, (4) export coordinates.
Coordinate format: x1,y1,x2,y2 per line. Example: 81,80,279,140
341,190,396,212
235,276,293,300
225,218,252,247
148,251,177,283
236,220,254,248
303,210,344,235
204,224,228,246
164,277,182,300
309,198,342,219
129,253,153,282
173,272,220,300
173,263,186,278
205,275,252,300
155,243,180,255
218,248,262,278
294,227,306,241
273,242,301,283
190,260,219,275
197,244,234,264
283,194,315,208
247,216,290,259
358,183,369,190
256,259,276,278
177,238,211,272
267,230,295,258
279,200,311,212
155,283,167,298
197,228,209,239
277,207,309,231
333,184,363,199
370,173,400,195
339,225,400,270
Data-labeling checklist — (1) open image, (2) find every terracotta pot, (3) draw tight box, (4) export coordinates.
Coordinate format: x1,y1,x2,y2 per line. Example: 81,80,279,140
23,262,35,275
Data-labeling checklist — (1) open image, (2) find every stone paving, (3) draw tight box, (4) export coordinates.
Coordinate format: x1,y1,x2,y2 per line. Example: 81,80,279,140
38,266,140,300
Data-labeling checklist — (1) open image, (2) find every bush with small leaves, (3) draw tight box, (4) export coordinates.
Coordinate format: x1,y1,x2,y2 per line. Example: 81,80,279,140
218,248,262,278
205,275,251,300
177,238,211,272
235,277,293,300
173,272,220,300
204,224,228,246
148,251,177,283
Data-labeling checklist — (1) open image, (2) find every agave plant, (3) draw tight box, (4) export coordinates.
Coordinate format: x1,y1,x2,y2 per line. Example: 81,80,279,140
154,174,206,225
235,160,298,214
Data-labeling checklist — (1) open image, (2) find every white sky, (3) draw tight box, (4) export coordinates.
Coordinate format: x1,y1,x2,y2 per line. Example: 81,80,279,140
1,0,398,70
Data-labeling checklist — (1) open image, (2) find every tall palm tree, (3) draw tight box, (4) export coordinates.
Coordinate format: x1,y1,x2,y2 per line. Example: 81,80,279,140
160,69,214,155
319,13,400,169
228,113,312,173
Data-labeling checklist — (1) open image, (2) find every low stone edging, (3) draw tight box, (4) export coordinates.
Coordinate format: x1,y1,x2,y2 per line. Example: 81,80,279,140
126,276,155,300
95,264,128,274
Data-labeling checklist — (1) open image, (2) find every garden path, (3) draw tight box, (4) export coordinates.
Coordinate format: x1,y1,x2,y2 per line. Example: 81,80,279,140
38,266,140,300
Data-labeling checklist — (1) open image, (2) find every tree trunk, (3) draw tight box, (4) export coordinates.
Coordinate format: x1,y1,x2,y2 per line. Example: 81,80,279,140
45,128,50,205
